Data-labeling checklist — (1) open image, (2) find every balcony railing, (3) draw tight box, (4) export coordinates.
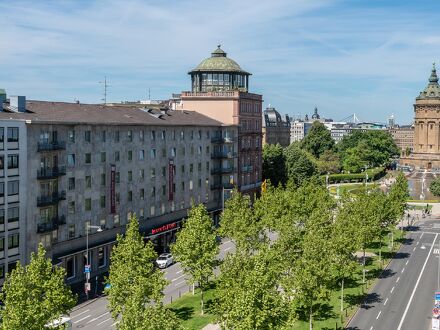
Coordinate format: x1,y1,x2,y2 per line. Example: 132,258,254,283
37,141,66,152
241,165,254,173
37,166,66,180
211,151,237,159
37,191,66,207
211,167,235,175
211,183,235,190
37,215,66,234
211,136,235,144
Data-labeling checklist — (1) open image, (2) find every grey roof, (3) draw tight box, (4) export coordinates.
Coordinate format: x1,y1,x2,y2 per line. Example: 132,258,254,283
0,100,225,127
417,63,440,100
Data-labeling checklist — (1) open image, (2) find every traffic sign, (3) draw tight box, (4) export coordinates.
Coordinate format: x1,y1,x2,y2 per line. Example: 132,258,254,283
84,265,91,273
435,292,440,301
84,283,91,292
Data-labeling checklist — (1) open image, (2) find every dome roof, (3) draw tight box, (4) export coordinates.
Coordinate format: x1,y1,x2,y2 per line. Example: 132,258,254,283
417,63,440,100
189,45,250,75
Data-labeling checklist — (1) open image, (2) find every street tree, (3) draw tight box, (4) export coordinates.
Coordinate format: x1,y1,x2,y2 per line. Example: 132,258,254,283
107,216,179,330
317,149,341,174
262,143,287,186
171,204,219,315
301,121,335,158
0,244,76,330
431,177,440,197
284,145,318,186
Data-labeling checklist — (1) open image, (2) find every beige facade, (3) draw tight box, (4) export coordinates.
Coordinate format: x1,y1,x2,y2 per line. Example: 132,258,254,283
389,125,414,155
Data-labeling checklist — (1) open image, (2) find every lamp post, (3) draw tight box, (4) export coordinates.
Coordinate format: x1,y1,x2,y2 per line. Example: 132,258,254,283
85,224,102,300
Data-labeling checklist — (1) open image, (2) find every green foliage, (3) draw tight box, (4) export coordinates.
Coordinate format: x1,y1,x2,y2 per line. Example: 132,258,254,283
262,143,287,186
0,244,76,330
301,121,335,158
387,172,410,223
107,216,179,330
284,144,318,186
317,149,341,174
430,177,440,197
171,204,218,315
326,167,385,184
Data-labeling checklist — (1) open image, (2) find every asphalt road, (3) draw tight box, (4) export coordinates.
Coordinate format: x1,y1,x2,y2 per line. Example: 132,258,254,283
69,238,236,330
347,216,440,330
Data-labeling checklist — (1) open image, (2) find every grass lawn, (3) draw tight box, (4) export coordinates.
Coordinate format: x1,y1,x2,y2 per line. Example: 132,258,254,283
167,229,403,330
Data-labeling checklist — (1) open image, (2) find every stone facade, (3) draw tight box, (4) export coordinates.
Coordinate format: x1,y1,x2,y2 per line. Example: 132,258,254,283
388,125,414,155
262,106,291,147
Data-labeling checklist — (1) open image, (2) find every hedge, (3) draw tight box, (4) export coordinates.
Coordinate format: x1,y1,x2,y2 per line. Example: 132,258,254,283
324,167,386,184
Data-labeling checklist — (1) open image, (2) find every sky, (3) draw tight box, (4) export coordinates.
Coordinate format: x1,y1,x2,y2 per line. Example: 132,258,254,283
1,0,440,124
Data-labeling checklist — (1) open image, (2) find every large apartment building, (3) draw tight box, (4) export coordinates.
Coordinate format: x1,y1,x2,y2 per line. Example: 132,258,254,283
0,95,237,286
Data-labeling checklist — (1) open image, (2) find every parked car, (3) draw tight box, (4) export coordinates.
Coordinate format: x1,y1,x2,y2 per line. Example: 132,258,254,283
45,316,72,329
156,253,174,269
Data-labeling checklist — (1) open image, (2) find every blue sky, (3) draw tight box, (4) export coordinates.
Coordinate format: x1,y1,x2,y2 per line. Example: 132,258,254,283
1,0,440,124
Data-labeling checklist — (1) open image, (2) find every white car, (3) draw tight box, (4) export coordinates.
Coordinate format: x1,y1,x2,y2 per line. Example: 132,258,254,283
156,253,173,269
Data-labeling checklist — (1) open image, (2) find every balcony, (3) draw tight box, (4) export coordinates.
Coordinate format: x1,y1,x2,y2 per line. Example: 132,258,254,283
37,141,66,152
211,136,235,144
211,183,235,190
37,191,66,207
241,165,254,173
211,167,235,175
37,166,66,180
37,215,66,234
211,151,237,159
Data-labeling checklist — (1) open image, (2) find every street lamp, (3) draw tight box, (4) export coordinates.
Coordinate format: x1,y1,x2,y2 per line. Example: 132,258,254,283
85,224,102,300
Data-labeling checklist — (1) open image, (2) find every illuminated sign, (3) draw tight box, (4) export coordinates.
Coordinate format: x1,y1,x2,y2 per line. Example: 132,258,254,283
151,222,177,235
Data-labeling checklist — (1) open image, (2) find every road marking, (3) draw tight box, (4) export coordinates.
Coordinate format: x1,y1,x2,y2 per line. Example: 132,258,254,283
435,249,439,255
112,321,119,326
87,312,109,324
97,317,113,326
391,286,395,293
171,274,185,282
396,277,400,283
73,315,91,323
384,298,388,305
406,260,409,265
176,269,183,274
421,233,424,238
397,233,438,330
369,327,373,330
70,309,90,319
224,247,233,251
175,280,186,286
413,247,416,251
376,310,382,319
401,268,405,273
416,241,419,245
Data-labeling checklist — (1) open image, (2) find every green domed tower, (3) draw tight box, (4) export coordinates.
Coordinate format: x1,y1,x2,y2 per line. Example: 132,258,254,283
189,45,251,92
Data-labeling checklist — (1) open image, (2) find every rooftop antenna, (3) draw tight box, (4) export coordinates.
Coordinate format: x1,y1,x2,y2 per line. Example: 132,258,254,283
99,76,109,104
148,88,151,101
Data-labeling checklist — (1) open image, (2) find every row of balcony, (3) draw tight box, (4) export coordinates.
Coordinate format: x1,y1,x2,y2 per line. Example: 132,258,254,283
241,165,254,173
211,136,235,144
37,166,66,180
211,166,235,175
211,183,235,190
211,151,237,159
37,191,66,207
37,215,66,234
37,141,66,152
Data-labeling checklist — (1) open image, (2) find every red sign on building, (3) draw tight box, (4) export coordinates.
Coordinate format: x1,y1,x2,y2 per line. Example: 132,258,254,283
110,164,116,214
151,222,177,235
168,159,174,201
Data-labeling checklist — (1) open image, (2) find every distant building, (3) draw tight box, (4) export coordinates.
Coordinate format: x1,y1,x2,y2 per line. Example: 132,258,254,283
389,125,414,155
262,106,290,147
388,114,396,128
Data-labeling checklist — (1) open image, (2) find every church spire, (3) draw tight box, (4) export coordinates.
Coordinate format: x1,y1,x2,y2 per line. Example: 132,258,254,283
429,62,439,84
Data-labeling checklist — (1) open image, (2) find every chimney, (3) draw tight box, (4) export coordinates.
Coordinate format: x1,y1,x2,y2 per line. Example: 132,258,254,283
10,95,26,112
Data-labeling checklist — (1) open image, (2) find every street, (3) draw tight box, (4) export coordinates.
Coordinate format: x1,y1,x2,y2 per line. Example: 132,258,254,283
348,216,440,330
69,238,236,330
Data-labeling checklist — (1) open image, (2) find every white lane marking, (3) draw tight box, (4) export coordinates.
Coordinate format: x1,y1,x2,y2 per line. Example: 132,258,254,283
112,321,119,326
397,233,438,330
176,269,183,274
369,327,373,330
87,312,110,324
391,286,395,293
384,298,388,305
406,260,409,265
175,280,186,286
376,310,382,319
416,241,419,245
435,249,440,255
413,247,416,251
70,309,90,319
396,277,400,283
224,247,233,251
171,274,185,282
401,268,405,273
421,232,424,239
97,317,113,326
421,245,426,249
73,315,91,324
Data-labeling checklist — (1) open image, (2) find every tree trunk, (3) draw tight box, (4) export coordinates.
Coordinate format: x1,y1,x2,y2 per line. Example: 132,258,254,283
309,306,313,330
340,278,344,314
192,283,195,295
391,231,394,251
201,287,204,315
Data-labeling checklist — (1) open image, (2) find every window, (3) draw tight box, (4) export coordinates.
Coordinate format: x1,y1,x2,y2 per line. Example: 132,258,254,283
181,147,186,156
68,130,75,143
100,218,106,228
189,180,193,190
114,214,120,225
100,195,106,208
67,154,75,167
139,130,144,141
128,171,132,182
180,131,184,140
85,153,91,164
101,173,106,186
0,156,3,170
101,152,106,163
151,131,156,141
206,146,210,154
191,130,194,140
140,189,144,200
68,201,75,214
7,128,18,142
128,150,133,161
161,148,166,158
190,163,194,173
198,178,202,188
66,257,75,279
198,162,202,172
161,130,166,140
139,150,145,160
150,206,155,216
206,161,210,171
0,128,3,143
191,146,194,155
181,165,185,174
0,209,4,226
85,176,91,189
139,208,144,218
115,130,120,142
68,224,75,239
101,131,106,142
162,185,166,196
0,183,4,197
150,149,156,159
85,130,91,142
140,169,144,180
98,247,106,268
150,168,156,179
68,177,75,190
162,166,166,177
114,151,120,162
7,181,18,196
0,237,4,251
151,187,156,197
172,131,176,140
115,172,120,183
7,207,19,223
85,198,91,211
8,233,19,249
128,190,132,202
127,130,133,142
171,148,176,157
181,181,185,191
7,155,18,169
198,146,202,154
198,130,202,139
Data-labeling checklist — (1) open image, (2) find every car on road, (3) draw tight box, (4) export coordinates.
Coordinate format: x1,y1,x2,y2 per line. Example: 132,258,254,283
156,253,174,269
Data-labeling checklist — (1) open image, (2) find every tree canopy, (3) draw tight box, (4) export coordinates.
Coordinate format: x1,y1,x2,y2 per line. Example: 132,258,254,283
284,144,318,186
262,143,287,186
301,121,335,158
